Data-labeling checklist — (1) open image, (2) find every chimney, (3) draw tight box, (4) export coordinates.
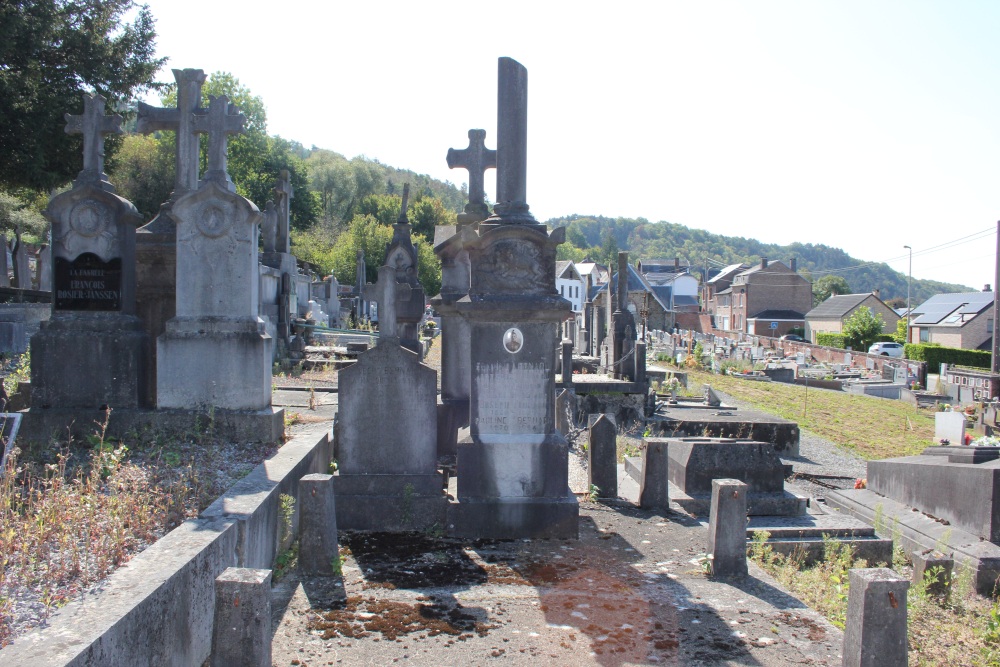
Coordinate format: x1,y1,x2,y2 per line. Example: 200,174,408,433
873,289,880,298
790,257,797,272
760,257,768,269
986,284,993,292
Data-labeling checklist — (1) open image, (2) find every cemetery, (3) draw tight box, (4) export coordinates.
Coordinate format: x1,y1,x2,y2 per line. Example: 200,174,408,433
2,46,1000,667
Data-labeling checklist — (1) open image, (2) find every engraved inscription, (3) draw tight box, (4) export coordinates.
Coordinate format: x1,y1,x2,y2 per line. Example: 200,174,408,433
474,361,546,437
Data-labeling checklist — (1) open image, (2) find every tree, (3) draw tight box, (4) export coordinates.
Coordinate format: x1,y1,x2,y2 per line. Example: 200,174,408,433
843,306,885,351
892,316,909,344
108,133,174,220
813,275,851,305
0,0,164,191
599,232,619,267
0,191,48,242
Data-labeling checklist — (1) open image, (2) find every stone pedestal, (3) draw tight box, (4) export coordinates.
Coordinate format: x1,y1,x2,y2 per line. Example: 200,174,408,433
843,568,909,667
449,223,578,539
708,478,749,577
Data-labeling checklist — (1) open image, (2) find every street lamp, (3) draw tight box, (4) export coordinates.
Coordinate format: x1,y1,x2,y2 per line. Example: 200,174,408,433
903,245,912,343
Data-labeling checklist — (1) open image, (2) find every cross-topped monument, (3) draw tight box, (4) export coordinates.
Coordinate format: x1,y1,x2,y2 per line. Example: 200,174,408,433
192,95,246,189
397,182,410,224
136,68,206,196
362,265,412,343
273,169,293,253
447,129,496,223
491,57,532,223
64,93,123,189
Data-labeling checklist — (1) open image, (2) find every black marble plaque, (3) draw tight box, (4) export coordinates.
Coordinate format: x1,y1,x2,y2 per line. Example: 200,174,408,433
54,253,122,311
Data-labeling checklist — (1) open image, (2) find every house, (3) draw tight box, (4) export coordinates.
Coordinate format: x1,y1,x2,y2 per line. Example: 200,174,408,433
728,258,812,336
576,259,610,296
908,289,995,349
592,263,673,332
702,263,749,326
636,259,700,313
804,291,900,344
555,261,585,312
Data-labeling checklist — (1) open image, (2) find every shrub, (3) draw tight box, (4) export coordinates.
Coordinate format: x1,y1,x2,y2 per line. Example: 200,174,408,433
816,333,848,349
905,343,990,374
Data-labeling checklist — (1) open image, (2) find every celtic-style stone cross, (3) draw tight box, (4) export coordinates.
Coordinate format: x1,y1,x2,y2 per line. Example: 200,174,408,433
136,68,206,195
192,95,246,189
447,129,496,217
363,265,412,343
64,93,123,187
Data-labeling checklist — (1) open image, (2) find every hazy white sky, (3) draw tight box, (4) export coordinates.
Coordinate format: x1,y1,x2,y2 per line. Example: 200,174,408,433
138,0,1000,292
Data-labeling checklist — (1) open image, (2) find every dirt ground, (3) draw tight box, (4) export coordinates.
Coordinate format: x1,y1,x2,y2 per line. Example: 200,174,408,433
270,500,843,666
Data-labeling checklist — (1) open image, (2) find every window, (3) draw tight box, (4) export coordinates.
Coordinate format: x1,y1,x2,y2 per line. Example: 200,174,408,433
920,329,929,342
989,319,994,334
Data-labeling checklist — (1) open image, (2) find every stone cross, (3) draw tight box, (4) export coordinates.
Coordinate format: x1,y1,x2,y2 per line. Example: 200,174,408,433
273,169,293,252
397,183,410,224
192,95,246,189
447,129,496,214
363,265,412,343
494,57,530,220
616,251,628,314
136,68,206,195
64,93,123,186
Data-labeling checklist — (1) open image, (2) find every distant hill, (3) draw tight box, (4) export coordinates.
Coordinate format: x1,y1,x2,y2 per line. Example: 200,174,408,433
545,214,971,303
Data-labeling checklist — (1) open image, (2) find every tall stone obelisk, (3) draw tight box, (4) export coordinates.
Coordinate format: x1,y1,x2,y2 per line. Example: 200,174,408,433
449,57,578,539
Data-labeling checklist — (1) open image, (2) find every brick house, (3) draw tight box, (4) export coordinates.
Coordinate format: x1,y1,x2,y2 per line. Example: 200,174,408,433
909,290,995,349
805,292,900,343
702,263,749,327
592,263,673,332
728,258,812,335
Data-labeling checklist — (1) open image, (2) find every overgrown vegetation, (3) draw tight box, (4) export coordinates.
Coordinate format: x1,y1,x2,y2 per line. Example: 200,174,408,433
906,343,991,374
686,369,934,459
750,531,1000,666
0,426,275,647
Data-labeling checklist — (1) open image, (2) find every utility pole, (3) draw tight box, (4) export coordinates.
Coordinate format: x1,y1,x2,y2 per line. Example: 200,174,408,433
993,221,1000,375
904,245,912,344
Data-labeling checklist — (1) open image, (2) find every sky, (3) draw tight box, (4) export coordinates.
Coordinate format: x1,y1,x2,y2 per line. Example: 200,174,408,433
137,0,1000,293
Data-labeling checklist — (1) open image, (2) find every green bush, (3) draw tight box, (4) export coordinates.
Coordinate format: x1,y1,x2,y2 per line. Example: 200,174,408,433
874,333,895,343
905,343,990,373
816,333,848,349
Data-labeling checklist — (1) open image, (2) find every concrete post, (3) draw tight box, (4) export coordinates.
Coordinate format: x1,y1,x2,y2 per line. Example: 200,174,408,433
635,340,647,384
588,414,617,498
211,568,272,667
843,568,909,667
555,388,573,436
639,438,669,510
708,479,748,577
299,474,339,576
912,550,952,598
562,338,574,386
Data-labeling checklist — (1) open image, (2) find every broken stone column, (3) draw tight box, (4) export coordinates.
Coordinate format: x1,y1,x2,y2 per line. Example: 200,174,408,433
561,338,573,386
843,568,909,667
639,438,669,510
299,474,339,576
708,478,748,577
588,414,617,499
911,550,952,598
211,567,272,667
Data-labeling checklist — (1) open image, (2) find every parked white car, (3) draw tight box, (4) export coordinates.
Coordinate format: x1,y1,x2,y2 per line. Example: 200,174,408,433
868,341,904,358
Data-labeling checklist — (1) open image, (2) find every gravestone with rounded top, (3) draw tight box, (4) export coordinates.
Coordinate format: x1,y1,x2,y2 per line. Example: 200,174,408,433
31,93,147,410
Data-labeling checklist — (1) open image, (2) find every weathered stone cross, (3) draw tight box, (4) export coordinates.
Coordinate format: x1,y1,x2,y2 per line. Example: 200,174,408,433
447,129,496,215
192,95,246,189
273,169,293,252
64,93,123,186
136,68,206,195
362,265,412,343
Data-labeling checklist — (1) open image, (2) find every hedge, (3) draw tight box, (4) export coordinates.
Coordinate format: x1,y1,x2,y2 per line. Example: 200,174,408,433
904,343,990,374
816,333,848,349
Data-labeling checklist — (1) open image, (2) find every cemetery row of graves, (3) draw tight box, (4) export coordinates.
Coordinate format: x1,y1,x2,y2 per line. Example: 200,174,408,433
3,56,1000,665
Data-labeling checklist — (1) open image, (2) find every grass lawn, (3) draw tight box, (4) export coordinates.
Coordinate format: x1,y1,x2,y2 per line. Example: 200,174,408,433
683,369,937,460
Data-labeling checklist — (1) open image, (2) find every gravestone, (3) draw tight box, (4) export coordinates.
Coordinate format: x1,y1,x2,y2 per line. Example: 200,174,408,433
434,129,495,457
35,244,52,292
334,265,444,530
261,170,298,343
384,184,425,353
935,411,966,444
156,95,276,418
449,57,578,539
31,94,147,411
11,230,31,289
588,414,618,499
708,478,749,577
0,239,9,287
135,68,207,407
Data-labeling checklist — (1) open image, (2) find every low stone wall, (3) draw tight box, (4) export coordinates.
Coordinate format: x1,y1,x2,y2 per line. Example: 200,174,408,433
3,422,333,667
